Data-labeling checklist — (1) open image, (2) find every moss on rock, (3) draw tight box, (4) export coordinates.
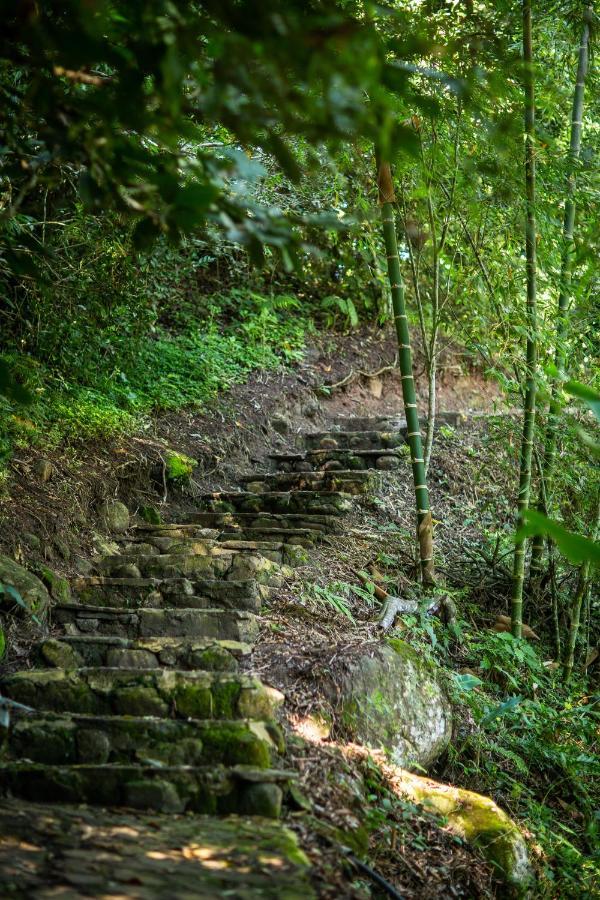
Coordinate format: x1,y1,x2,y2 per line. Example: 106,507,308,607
395,769,534,895
325,639,452,770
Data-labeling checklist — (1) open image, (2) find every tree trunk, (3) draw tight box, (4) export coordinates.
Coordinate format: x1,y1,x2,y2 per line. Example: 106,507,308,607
511,0,538,637
377,158,435,585
529,8,592,581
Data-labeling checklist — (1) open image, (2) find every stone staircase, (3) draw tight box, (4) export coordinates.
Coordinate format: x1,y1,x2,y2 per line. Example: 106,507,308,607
0,412,457,895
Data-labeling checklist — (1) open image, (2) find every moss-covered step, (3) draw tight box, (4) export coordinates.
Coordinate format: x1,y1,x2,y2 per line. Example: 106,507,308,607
94,549,231,578
329,411,463,432
5,713,281,768
237,470,379,495
188,510,344,534
92,550,285,585
37,635,250,671
53,604,259,643
71,583,262,614
0,762,294,816
195,490,352,516
218,526,316,547
304,429,407,451
269,447,406,473
0,800,315,899
0,668,284,720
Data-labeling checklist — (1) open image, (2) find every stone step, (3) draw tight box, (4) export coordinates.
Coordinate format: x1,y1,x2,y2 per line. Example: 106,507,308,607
237,469,377,495
269,447,405,472
195,490,352,516
0,800,316,898
328,411,462,432
53,603,259,643
304,429,407,451
0,762,294,816
5,712,280,768
220,527,316,548
92,550,284,584
187,510,344,534
0,668,283,720
37,635,250,671
72,575,263,611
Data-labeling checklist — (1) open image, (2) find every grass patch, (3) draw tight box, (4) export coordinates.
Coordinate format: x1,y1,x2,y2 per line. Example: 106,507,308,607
1,294,311,461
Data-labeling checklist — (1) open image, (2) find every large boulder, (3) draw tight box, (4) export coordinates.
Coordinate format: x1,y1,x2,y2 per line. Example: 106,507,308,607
0,555,50,620
327,638,452,769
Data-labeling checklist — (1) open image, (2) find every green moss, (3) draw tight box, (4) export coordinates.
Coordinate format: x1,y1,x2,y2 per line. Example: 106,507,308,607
113,685,168,718
211,680,242,718
165,451,197,482
139,505,162,525
190,646,238,672
173,684,213,718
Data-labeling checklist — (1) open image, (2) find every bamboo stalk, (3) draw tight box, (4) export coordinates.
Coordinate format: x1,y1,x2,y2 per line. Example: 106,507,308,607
562,491,599,681
511,0,538,637
529,8,592,580
377,158,435,585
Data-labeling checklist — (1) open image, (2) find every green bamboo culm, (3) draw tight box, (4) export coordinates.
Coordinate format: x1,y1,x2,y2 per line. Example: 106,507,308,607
377,159,435,586
511,0,538,637
529,6,592,581
562,491,599,681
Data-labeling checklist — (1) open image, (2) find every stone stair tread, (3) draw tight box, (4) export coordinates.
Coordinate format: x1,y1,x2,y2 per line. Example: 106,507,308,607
197,489,351,499
120,526,220,539
238,469,373,481
1,667,284,720
37,634,250,670
269,447,402,461
195,490,352,516
218,538,284,550
329,411,461,431
0,799,315,898
40,634,251,652
0,762,294,815
0,761,295,782
54,602,256,616
73,591,261,613
73,575,260,595
6,712,280,767
52,604,259,643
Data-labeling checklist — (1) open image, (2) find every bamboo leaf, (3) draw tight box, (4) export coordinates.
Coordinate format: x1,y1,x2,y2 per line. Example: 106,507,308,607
518,511,600,565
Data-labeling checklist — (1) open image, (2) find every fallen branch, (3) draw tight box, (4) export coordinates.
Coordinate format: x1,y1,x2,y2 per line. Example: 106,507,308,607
324,355,398,392
379,595,419,630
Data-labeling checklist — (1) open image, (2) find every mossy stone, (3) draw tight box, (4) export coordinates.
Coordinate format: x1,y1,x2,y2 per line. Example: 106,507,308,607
325,639,452,769
37,565,71,604
0,554,50,620
113,686,168,718
125,779,184,813
165,452,197,482
173,684,213,718
99,500,130,534
77,729,111,763
40,639,83,669
105,648,158,669
239,783,282,818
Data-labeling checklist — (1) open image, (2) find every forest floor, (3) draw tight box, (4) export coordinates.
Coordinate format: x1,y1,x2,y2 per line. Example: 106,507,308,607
2,326,589,897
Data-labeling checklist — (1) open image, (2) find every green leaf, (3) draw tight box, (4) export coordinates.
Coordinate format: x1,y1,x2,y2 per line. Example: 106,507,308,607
564,379,600,423
518,511,600,566
454,673,483,691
